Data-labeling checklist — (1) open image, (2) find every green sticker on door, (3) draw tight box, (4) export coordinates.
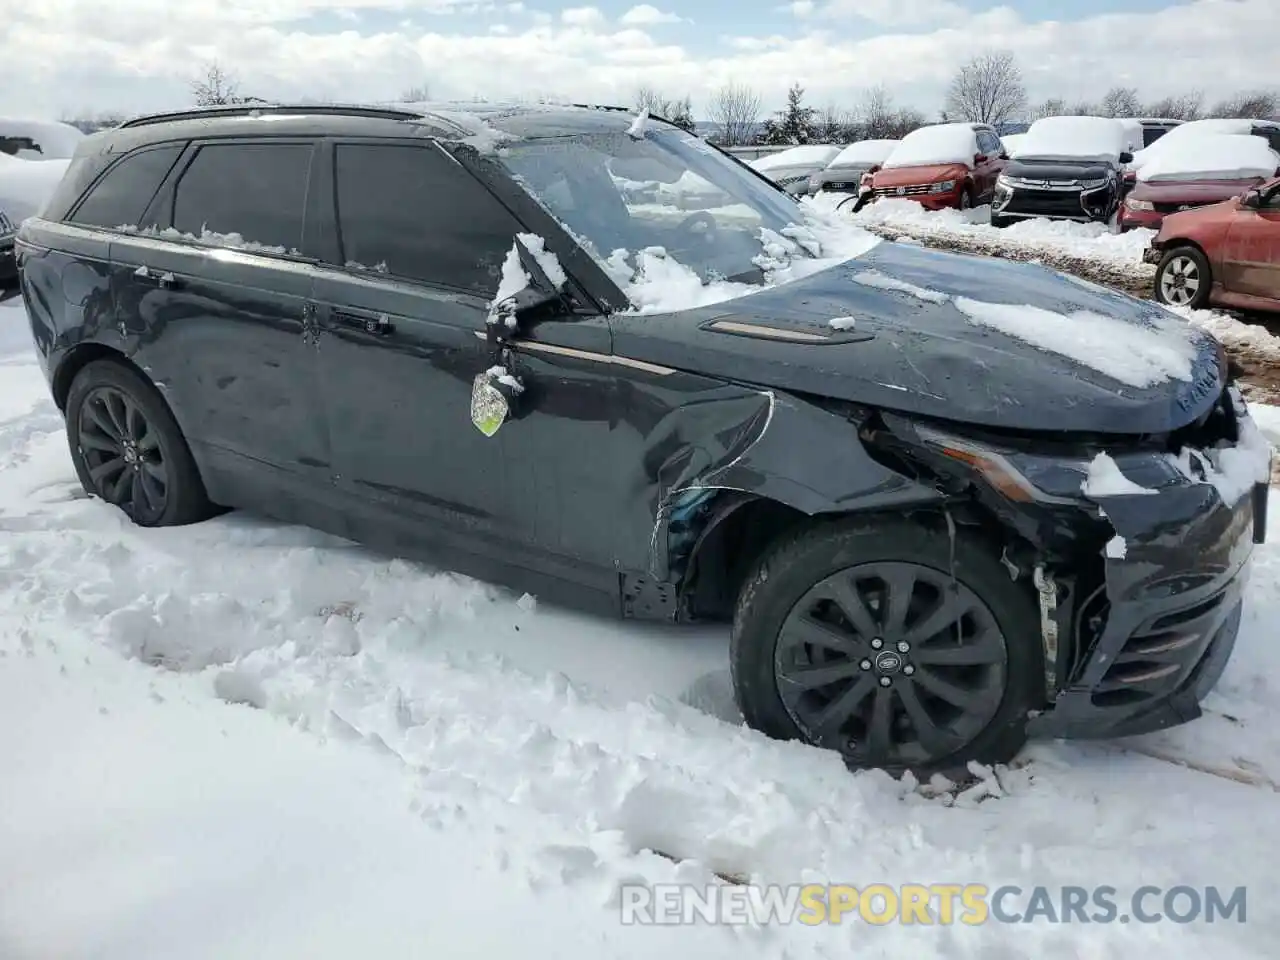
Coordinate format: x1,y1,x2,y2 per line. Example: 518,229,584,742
471,371,510,437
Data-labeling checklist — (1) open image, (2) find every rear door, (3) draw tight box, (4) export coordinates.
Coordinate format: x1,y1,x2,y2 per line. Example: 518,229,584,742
109,138,331,494
1222,182,1280,300
974,130,1004,201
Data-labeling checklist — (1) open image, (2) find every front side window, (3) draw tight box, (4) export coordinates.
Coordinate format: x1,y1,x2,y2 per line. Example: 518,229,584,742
172,142,312,253
333,142,524,294
497,128,809,286
69,145,183,230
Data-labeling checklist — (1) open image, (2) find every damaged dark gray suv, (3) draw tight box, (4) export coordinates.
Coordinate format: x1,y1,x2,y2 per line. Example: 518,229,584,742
15,102,1274,775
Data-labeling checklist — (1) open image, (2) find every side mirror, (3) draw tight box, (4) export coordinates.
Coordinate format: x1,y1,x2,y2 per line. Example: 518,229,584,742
1119,151,1134,165
486,283,562,345
1241,189,1261,208
999,151,1008,161
974,152,985,165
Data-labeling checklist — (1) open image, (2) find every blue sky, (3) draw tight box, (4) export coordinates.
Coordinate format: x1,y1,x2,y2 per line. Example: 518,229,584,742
2,0,1274,119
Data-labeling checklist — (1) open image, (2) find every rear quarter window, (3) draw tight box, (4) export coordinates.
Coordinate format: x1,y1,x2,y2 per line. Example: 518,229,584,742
67,145,184,230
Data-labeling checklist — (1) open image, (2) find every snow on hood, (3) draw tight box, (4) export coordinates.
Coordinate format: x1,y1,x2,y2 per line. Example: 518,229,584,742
751,145,842,172
998,133,1026,156
0,157,71,224
619,198,881,314
882,124,979,170
1014,116,1128,162
1130,119,1273,170
1136,134,1280,183
829,139,898,167
0,117,84,160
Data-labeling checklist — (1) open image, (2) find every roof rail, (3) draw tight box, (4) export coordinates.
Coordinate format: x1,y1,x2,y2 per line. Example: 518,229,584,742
117,103,424,129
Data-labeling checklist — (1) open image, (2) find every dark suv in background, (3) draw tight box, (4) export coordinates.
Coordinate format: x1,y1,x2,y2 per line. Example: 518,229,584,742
13,102,1271,776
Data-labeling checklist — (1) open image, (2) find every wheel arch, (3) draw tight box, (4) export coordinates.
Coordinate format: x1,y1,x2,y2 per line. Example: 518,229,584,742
52,342,143,412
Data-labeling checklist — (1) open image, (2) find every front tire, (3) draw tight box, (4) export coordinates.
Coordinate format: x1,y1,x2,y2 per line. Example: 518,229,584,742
731,516,1042,776
66,359,214,527
1153,246,1212,310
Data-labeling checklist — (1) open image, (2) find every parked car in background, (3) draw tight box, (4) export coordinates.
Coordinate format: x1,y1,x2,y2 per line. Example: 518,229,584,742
1122,133,1280,231
809,138,898,201
750,144,844,196
1130,118,1183,148
0,118,85,159
1146,175,1280,313
870,122,1005,210
1129,119,1280,175
0,151,71,286
991,116,1132,227
998,133,1026,157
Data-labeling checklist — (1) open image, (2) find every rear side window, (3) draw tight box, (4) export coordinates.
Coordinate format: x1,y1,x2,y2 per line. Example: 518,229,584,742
68,145,183,230
333,142,522,294
172,142,312,252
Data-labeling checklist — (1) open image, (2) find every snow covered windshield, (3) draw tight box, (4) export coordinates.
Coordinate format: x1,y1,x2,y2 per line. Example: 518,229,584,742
497,127,809,286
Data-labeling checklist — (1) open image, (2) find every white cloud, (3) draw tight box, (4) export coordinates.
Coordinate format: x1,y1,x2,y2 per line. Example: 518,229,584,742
815,0,968,26
783,1,816,16
620,5,685,25
560,6,605,27
2,0,1275,122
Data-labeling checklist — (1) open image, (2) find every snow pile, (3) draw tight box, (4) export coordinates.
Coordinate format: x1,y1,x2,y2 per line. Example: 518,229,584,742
627,109,649,139
953,297,1198,387
849,269,950,303
515,232,567,288
1014,116,1128,162
115,223,300,257
1170,412,1275,507
828,139,898,167
1136,133,1280,183
750,145,842,172
3,295,1280,956
0,157,70,224
1081,452,1158,497
881,123,979,169
617,203,880,315
1106,534,1128,558
1162,303,1280,365
0,117,84,160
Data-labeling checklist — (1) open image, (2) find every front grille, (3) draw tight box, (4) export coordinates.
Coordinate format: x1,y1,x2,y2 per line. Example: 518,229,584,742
1003,188,1087,218
0,210,13,235
874,184,930,198
822,182,860,192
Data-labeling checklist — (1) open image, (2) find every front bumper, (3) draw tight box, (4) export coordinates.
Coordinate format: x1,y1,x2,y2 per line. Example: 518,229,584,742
993,182,1115,223
1029,406,1272,740
0,238,15,285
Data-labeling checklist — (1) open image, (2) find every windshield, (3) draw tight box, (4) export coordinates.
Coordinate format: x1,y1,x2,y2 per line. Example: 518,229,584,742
497,127,809,285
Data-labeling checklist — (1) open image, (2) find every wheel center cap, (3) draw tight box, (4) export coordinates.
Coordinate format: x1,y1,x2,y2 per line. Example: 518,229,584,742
123,444,139,465
874,651,903,674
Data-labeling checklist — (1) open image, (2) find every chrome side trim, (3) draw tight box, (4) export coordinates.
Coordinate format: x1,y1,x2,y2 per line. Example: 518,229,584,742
471,330,675,375
708,319,830,342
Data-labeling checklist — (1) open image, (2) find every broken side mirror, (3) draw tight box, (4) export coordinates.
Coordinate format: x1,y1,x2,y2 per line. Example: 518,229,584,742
486,283,562,345
1241,188,1261,209
470,365,526,436
1119,151,1134,165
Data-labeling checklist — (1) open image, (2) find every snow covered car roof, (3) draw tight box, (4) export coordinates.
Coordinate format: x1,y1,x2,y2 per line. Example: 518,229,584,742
881,123,982,170
827,139,898,167
1136,133,1280,183
1130,118,1280,170
750,145,843,172
0,118,84,160
1014,116,1129,163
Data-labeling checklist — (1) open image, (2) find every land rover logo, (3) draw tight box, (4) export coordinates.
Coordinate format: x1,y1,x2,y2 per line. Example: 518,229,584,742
874,651,903,673
896,186,906,196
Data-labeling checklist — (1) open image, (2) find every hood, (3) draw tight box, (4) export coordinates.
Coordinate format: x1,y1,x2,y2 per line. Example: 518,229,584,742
816,162,875,183
872,163,967,188
1158,197,1243,235
1004,158,1114,181
608,242,1224,436
1130,177,1258,205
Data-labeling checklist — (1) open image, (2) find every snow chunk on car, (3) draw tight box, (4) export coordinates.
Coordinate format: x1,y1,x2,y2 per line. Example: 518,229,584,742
1013,116,1129,163
828,139,898,167
1082,452,1158,497
953,297,1198,388
515,232,567,289
1136,134,1280,184
751,145,842,172
881,123,980,170
849,269,949,303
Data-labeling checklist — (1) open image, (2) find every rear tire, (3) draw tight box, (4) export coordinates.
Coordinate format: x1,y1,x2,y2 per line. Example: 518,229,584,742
66,359,214,527
731,515,1042,777
1153,245,1212,310
959,184,975,210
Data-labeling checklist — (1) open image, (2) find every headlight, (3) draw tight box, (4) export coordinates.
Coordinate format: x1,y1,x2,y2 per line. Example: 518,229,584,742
1077,177,1108,190
929,180,956,194
995,174,1012,189
1126,198,1155,211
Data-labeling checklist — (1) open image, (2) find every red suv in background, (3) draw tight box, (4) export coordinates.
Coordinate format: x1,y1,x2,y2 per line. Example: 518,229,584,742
1145,176,1280,313
870,122,1006,210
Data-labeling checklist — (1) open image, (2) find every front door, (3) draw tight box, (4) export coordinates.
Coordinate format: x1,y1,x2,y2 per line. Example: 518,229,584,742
1222,183,1280,300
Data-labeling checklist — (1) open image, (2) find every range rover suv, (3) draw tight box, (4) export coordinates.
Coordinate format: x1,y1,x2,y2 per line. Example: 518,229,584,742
14,102,1272,776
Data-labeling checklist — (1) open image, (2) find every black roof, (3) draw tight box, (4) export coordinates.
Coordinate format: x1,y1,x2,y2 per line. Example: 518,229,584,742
93,100,668,155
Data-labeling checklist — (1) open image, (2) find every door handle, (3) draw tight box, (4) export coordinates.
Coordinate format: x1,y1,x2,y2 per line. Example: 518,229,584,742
133,264,180,289
333,310,395,336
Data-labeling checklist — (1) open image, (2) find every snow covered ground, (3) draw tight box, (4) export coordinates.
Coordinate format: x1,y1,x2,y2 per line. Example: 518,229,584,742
2,294,1280,958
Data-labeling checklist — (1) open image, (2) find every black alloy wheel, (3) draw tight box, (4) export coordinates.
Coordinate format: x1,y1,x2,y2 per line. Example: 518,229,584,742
76,384,170,523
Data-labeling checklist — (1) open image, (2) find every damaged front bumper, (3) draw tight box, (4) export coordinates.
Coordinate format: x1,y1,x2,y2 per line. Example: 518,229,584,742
1029,396,1272,741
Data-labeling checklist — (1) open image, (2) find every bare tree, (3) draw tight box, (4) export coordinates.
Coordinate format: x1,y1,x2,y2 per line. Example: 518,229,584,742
633,86,696,132
944,51,1027,126
1099,86,1142,118
1030,97,1067,119
1145,91,1203,120
816,104,855,144
707,82,762,146
190,61,245,106
400,84,431,102
1208,89,1278,119
853,85,925,140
